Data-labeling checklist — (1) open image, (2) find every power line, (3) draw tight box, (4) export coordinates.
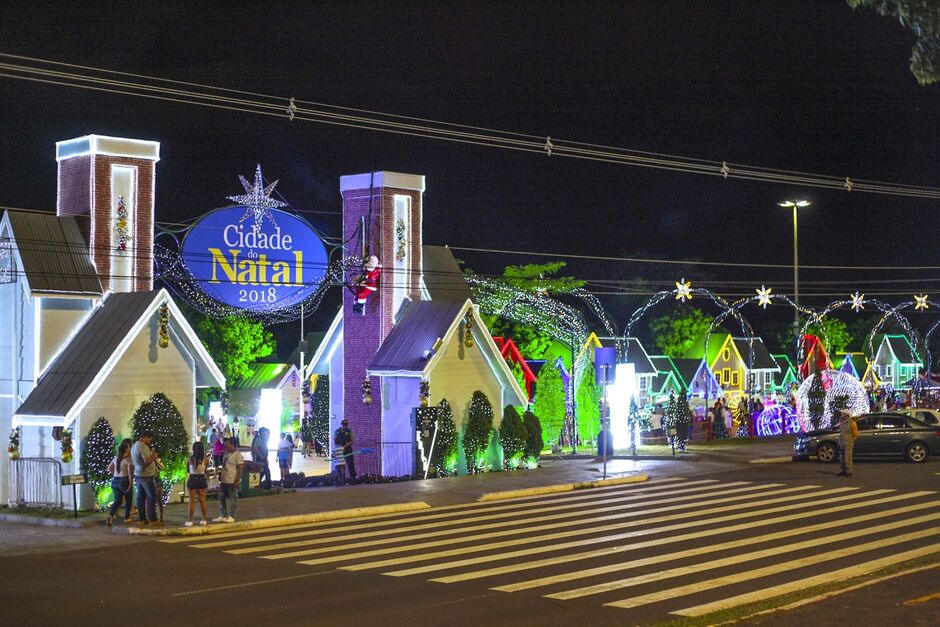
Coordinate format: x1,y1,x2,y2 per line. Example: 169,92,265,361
4,54,940,200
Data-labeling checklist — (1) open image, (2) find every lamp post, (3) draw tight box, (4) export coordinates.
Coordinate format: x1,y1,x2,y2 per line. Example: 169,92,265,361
778,200,811,350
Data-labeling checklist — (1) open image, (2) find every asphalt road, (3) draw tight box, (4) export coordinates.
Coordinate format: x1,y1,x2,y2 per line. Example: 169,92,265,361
2,454,939,626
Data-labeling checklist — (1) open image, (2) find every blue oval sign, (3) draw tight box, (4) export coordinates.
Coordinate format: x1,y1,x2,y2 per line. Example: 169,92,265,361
181,206,328,311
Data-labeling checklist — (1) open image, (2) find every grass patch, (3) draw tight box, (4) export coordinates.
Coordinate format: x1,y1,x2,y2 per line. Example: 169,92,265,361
650,552,940,627
0,504,98,519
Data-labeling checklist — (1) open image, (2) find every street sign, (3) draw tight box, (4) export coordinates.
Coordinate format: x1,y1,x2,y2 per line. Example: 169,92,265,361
61,474,87,486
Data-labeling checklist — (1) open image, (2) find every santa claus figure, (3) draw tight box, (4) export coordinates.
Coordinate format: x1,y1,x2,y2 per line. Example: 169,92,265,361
353,255,381,314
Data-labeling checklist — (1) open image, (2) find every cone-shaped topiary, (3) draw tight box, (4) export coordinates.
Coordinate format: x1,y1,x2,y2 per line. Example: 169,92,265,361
131,393,189,502
81,417,114,505
522,410,543,462
463,391,494,473
499,405,528,469
430,399,458,475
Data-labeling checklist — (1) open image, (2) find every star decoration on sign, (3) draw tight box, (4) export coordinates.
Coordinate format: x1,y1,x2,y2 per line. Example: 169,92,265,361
755,285,772,309
675,278,692,302
915,294,929,310
850,291,865,312
227,164,287,229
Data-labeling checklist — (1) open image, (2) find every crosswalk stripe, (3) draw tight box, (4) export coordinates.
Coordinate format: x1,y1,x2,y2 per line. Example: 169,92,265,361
672,541,940,617
548,509,940,600
226,481,766,556
450,490,928,587
325,485,851,571
604,526,940,609
168,476,696,546
215,480,748,553
383,487,893,578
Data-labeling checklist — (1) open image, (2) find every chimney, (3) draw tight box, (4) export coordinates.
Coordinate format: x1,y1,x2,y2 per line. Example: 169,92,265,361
56,135,160,292
338,171,425,460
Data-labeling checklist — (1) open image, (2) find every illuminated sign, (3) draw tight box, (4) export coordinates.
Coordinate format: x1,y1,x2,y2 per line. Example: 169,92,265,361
181,206,328,310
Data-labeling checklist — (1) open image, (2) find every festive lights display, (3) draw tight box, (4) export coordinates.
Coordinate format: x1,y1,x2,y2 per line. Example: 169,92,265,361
429,399,458,476
915,293,929,310
59,427,73,463
7,426,20,460
158,302,170,348
674,278,692,302
851,291,865,312
794,370,869,431
499,405,527,469
755,285,772,309
464,309,474,348
755,404,800,437
361,377,372,405
463,390,494,473
80,417,115,505
115,195,131,252
227,164,288,229
130,393,189,504
419,379,430,407
395,218,407,262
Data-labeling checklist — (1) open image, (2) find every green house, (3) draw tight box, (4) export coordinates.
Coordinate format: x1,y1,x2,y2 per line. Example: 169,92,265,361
648,355,688,404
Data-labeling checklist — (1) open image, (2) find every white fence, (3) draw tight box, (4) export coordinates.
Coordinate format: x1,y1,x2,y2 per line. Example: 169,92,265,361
9,457,62,508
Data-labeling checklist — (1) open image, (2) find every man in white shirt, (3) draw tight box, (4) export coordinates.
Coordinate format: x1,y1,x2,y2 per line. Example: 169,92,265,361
214,438,243,523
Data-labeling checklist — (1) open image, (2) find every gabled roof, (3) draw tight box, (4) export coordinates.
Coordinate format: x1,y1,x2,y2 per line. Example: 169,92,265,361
14,289,224,425
771,353,799,386
305,309,342,377
621,337,658,375
672,358,705,387
649,355,687,394
1,209,103,295
368,298,527,406
729,337,780,371
836,352,864,378
493,336,537,399
421,245,472,301
883,335,920,365
230,363,299,390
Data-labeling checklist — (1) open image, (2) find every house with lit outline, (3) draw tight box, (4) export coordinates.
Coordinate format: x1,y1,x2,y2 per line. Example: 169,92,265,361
871,334,922,389
0,135,224,508
305,172,526,476
709,335,780,399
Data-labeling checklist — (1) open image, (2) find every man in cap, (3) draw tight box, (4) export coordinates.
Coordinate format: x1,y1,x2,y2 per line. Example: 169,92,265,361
837,411,859,477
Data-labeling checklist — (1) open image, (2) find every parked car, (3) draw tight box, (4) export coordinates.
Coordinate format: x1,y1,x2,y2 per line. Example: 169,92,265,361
793,413,940,464
896,407,940,427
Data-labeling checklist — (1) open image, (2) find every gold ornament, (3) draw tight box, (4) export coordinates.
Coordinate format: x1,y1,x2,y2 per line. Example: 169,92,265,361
362,377,373,405
464,311,474,348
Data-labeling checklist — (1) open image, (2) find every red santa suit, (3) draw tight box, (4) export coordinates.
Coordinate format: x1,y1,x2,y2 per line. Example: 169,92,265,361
353,255,381,314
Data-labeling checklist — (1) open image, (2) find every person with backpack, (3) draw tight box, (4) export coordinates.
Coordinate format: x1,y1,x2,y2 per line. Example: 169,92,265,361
838,411,860,477
334,419,357,483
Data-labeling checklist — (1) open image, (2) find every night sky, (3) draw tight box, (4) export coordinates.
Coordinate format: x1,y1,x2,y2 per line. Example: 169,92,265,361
1,1,938,355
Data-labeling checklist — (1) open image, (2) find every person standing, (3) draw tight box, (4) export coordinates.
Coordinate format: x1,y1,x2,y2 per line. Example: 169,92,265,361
208,428,220,451
130,431,163,527
838,411,859,477
251,427,272,489
185,441,210,527
212,430,226,469
106,438,134,527
277,432,293,480
214,438,243,523
334,419,357,483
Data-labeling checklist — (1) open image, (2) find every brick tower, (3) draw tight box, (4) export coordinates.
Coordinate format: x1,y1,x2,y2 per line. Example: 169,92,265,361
340,171,425,455
55,135,160,292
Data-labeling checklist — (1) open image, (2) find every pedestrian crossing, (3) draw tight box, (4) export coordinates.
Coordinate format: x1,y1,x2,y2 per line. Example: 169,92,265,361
164,476,940,620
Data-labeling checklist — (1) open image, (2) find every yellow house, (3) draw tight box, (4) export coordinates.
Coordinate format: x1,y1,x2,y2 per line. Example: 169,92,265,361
709,335,780,399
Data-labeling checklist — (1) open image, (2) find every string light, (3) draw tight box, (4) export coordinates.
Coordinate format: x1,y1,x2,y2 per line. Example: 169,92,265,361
755,285,772,309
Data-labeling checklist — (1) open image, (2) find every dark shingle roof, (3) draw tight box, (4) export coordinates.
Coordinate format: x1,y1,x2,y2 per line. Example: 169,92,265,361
730,337,780,371
622,338,657,375
15,291,158,418
422,245,472,301
369,299,469,373
885,335,919,365
3,210,102,295
672,358,704,387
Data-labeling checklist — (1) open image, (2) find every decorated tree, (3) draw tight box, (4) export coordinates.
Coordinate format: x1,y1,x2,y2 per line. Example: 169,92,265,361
81,417,115,506
672,392,693,451
463,391,494,473
430,399,458,475
627,397,643,455
733,396,751,438
662,392,678,448
522,410,543,463
806,375,826,430
311,375,330,447
533,363,566,448
499,405,528,469
576,361,601,446
131,393,189,502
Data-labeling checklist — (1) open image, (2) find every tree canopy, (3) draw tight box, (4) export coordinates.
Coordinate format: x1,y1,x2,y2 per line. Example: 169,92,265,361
195,315,276,383
848,1,940,85
649,306,712,358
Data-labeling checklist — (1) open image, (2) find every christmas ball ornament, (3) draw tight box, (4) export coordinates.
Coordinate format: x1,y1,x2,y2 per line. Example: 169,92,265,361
464,311,474,348
362,378,373,405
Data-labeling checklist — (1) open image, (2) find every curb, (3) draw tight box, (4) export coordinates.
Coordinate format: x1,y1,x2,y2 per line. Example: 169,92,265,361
542,454,700,462
0,512,95,528
121,501,431,536
477,473,649,502
749,456,795,464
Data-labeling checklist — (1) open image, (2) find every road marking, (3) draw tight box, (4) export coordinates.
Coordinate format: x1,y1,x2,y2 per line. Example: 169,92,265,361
673,542,940,617
548,510,940,599
903,590,940,606
606,527,940,609
228,481,767,556
171,571,330,596
465,491,923,589
330,486,850,571
219,481,754,554
170,476,697,546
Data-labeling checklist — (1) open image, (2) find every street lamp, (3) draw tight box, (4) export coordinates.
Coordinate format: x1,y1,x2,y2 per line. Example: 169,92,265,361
778,200,811,348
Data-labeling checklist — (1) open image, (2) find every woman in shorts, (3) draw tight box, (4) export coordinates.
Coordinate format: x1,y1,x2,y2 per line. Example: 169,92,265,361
185,441,209,527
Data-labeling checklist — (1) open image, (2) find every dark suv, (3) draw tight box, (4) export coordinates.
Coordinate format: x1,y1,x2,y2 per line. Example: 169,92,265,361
793,413,940,464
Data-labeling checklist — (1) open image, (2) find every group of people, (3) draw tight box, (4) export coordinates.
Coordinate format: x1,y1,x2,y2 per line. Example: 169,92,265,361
106,431,164,527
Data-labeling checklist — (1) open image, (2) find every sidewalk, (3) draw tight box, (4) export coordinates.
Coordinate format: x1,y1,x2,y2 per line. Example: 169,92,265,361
115,456,653,534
